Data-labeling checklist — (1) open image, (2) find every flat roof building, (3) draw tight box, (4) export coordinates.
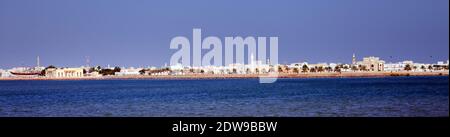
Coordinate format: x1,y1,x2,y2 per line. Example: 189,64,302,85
45,68,84,78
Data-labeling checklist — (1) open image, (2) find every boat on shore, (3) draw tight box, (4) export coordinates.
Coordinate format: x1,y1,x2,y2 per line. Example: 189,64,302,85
10,71,42,75
9,67,43,76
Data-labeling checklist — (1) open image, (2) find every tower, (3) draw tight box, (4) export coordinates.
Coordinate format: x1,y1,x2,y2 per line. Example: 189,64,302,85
37,56,40,67
352,53,356,65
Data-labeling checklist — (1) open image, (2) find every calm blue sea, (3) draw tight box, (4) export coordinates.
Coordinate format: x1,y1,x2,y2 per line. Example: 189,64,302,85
0,76,448,117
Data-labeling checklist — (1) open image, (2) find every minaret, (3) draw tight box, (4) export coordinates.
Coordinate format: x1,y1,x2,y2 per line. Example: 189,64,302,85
37,56,40,67
352,53,356,65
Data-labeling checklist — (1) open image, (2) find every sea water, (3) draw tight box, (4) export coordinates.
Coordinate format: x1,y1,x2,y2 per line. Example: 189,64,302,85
0,76,448,117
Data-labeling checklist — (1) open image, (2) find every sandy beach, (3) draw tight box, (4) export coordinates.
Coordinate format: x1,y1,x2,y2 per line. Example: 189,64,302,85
0,71,448,81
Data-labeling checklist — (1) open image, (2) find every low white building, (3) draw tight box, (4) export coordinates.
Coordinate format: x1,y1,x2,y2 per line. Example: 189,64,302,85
437,60,449,66
0,69,11,77
45,68,84,78
384,62,404,72
85,71,102,77
115,67,141,76
384,61,436,72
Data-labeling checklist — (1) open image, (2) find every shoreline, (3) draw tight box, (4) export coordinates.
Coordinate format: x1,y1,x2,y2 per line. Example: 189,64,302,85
0,71,448,81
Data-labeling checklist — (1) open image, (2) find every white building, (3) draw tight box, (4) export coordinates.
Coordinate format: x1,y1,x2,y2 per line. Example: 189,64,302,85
384,62,404,72
357,56,385,71
115,67,141,76
85,71,102,77
437,60,449,66
384,60,437,72
45,68,84,78
0,69,11,77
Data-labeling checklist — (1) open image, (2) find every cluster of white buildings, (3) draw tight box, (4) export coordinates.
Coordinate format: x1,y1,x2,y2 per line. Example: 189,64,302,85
167,54,274,75
1,54,449,78
163,54,449,75
384,60,449,72
114,67,141,76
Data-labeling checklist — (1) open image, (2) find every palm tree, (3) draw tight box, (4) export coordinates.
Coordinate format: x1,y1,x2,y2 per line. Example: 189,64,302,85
278,66,283,72
317,66,324,72
325,66,332,72
334,65,341,72
40,65,58,76
360,65,367,71
95,66,102,71
293,68,299,73
404,64,412,71
46,65,57,69
351,65,358,72
310,67,316,73
113,67,121,73
343,65,349,71
139,69,146,75
301,64,309,73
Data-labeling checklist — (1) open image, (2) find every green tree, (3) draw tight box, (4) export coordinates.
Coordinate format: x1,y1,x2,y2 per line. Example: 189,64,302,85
310,67,316,73
343,65,349,71
301,64,309,73
99,69,115,75
139,69,146,75
360,65,367,71
113,67,121,73
404,64,412,71
40,65,57,76
293,68,299,73
278,66,285,72
334,65,341,72
46,65,57,69
318,66,324,72
351,65,358,72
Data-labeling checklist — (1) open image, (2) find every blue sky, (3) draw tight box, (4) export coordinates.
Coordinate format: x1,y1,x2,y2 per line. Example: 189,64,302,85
0,0,448,68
